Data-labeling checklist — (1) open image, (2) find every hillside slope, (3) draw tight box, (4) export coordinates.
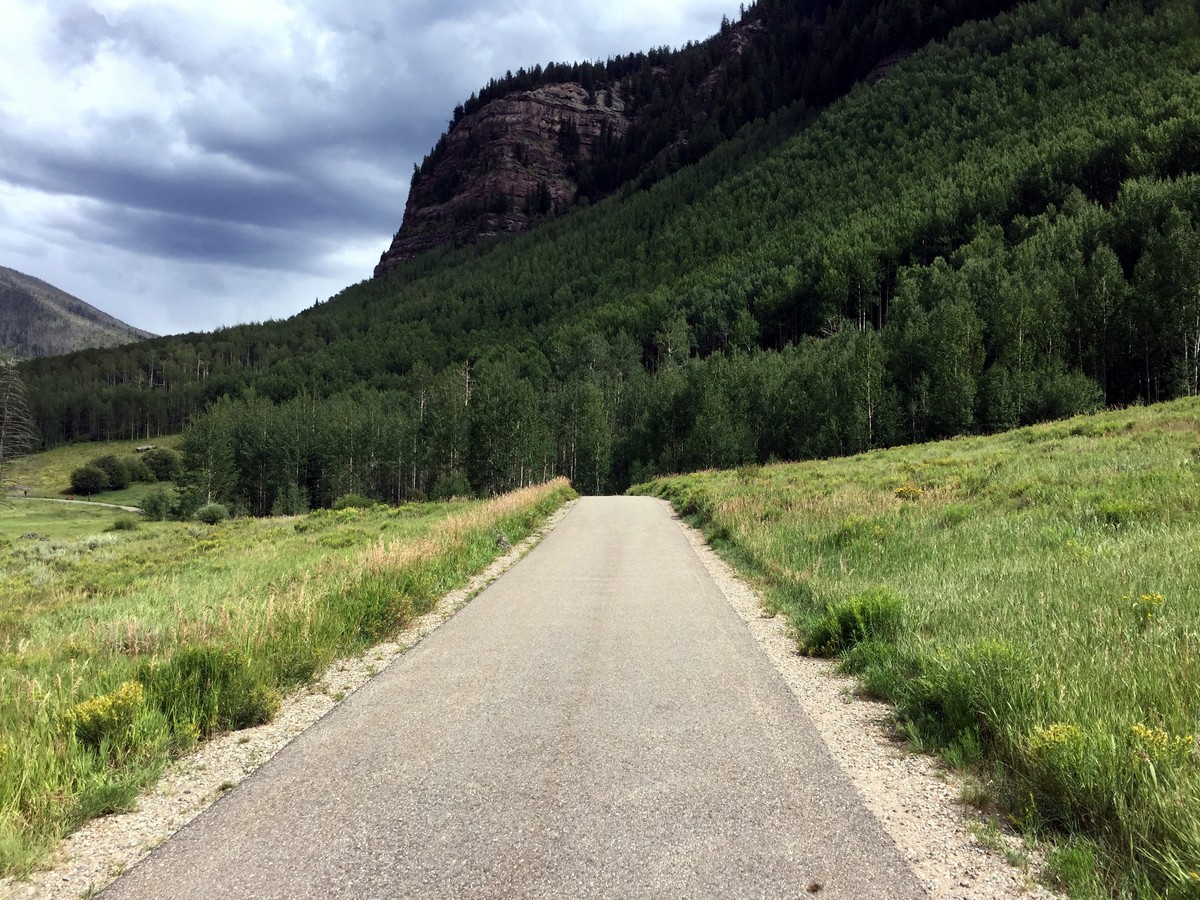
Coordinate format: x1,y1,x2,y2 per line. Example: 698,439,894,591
19,0,1200,507
0,267,153,358
376,0,1019,272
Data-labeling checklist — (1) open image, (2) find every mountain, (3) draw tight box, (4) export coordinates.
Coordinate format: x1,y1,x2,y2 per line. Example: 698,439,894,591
0,266,153,358
375,0,1020,273
18,0,1200,504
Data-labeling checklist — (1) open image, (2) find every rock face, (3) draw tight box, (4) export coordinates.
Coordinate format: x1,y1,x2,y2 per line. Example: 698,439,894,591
375,83,631,275
373,17,782,277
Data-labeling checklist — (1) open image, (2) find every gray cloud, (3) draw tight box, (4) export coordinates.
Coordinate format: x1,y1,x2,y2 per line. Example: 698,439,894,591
0,0,737,336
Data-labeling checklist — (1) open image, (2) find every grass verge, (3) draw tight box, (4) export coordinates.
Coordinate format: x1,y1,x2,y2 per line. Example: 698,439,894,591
633,399,1200,897
0,477,574,878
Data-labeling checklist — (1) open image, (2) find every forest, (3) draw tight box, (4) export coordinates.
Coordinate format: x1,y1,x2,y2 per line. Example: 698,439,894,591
18,0,1200,516
423,0,1020,205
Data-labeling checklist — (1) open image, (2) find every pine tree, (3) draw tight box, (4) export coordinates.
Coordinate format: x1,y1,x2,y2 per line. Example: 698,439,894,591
0,356,37,493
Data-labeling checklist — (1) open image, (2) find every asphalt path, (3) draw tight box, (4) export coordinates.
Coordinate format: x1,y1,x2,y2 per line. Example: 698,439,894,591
9,496,142,513
103,496,923,899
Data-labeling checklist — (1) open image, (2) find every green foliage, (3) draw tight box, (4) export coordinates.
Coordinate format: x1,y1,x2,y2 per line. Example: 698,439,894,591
430,474,472,501
89,455,131,491
0,355,37,489
106,516,139,532
331,492,374,511
140,448,181,482
69,464,107,496
271,481,309,516
142,647,278,735
140,488,173,521
71,681,145,751
195,503,229,525
20,0,1200,507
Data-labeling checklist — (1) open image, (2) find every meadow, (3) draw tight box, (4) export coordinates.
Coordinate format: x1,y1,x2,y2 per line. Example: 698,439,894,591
4,436,181,506
0,476,574,878
635,398,1200,898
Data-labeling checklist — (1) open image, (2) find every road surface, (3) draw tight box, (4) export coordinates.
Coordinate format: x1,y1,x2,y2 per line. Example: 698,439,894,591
9,496,142,513
103,496,923,899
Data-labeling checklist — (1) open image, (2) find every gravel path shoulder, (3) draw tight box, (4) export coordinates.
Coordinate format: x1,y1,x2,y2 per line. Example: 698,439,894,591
673,511,1064,900
0,501,577,900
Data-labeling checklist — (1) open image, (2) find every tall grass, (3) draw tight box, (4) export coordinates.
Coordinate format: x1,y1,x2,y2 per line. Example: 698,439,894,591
635,399,1200,897
0,478,573,877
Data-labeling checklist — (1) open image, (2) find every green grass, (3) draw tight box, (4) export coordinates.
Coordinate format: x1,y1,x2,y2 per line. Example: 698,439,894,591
0,477,574,879
634,398,1200,898
0,503,130,545
84,483,172,508
6,437,181,498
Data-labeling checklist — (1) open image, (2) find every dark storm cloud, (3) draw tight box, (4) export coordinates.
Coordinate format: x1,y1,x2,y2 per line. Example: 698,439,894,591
0,0,737,334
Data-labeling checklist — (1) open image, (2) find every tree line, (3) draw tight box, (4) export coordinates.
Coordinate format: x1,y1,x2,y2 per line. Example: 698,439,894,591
18,0,1200,508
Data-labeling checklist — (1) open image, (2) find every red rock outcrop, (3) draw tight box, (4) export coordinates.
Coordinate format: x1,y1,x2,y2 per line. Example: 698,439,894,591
374,83,631,275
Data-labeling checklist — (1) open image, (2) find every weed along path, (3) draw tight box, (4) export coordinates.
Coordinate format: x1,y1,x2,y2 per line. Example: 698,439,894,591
102,496,922,899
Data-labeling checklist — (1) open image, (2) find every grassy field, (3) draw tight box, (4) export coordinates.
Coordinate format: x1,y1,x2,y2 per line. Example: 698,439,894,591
634,399,1200,898
0,477,574,878
6,437,181,500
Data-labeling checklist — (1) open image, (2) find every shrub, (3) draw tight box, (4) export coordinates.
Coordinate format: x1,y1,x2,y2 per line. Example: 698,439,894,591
141,488,173,521
141,448,182,482
125,458,152,483
90,454,131,490
70,464,108,496
195,503,229,525
802,588,904,656
72,681,145,750
106,516,139,532
430,474,472,501
331,492,374,511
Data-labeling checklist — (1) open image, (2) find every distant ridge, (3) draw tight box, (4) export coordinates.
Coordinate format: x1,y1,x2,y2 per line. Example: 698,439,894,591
0,266,154,358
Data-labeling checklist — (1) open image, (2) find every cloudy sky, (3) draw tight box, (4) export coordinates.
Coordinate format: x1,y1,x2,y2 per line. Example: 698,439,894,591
0,0,738,337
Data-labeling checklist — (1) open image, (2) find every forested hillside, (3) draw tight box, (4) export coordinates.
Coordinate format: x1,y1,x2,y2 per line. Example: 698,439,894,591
0,267,152,359
19,0,1200,515
378,0,1020,269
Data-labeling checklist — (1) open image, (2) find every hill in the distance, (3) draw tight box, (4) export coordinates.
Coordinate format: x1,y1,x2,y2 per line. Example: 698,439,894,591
0,266,154,358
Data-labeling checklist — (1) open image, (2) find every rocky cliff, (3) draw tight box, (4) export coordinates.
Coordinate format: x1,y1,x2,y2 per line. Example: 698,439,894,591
374,18,774,277
375,83,631,274
374,0,1010,276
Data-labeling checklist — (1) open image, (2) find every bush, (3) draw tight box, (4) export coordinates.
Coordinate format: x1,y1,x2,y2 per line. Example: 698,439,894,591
90,455,131,490
125,458,152,483
72,681,145,750
195,503,229,525
106,516,139,532
141,488,173,521
331,492,374,511
70,464,108,496
141,448,182,482
430,474,472,501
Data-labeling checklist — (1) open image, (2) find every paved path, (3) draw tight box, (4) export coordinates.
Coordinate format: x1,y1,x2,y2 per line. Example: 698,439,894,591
103,497,923,899
10,496,142,513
